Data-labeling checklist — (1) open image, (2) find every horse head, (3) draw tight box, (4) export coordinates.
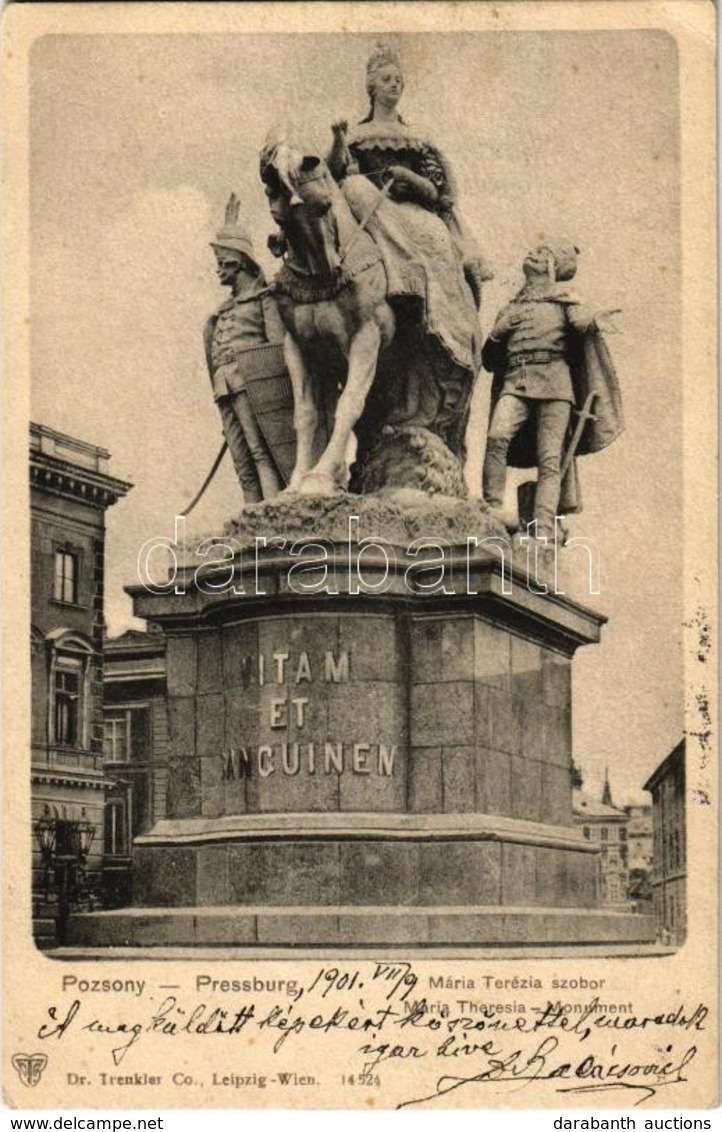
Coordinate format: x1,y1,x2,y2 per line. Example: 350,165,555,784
260,132,343,280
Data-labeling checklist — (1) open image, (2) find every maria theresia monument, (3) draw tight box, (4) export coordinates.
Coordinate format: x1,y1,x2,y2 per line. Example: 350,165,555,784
71,43,653,949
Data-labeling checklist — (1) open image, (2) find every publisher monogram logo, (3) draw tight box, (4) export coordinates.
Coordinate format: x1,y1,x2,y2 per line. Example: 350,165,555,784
12,1053,48,1088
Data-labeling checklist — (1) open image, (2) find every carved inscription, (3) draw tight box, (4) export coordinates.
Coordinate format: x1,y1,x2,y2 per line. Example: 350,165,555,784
222,647,397,777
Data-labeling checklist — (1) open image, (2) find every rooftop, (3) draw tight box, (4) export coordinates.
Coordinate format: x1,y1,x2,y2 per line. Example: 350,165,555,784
104,629,166,683
30,422,132,508
104,628,165,652
31,422,111,473
573,790,629,821
643,738,686,794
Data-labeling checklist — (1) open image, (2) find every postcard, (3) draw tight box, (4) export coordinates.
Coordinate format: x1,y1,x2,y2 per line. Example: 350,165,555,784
3,0,717,1112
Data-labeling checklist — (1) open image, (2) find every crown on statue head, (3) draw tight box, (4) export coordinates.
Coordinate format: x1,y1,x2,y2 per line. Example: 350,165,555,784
366,40,402,82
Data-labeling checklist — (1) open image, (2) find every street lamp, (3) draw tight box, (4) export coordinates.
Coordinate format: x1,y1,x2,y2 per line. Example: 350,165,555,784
34,805,57,856
70,809,97,861
33,805,57,901
32,806,97,944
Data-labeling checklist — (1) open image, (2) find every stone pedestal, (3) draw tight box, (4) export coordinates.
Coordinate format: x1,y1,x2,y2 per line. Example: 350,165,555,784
69,501,654,948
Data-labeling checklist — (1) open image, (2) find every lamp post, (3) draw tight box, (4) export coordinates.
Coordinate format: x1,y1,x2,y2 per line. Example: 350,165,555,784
70,809,96,906
32,806,97,945
33,805,57,902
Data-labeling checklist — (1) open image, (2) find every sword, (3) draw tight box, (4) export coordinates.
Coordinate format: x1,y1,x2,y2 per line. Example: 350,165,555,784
560,391,598,479
180,441,228,517
516,391,598,531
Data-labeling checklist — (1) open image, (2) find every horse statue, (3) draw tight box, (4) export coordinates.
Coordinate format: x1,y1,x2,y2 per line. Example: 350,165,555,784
260,134,396,495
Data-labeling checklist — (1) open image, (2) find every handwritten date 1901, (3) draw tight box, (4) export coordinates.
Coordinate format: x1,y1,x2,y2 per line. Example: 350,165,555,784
307,963,417,1003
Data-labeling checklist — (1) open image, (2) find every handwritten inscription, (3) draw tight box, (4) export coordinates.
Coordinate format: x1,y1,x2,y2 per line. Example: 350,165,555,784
36,963,709,1108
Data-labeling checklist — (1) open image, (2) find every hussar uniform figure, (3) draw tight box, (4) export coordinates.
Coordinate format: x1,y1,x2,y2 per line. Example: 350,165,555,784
204,195,292,505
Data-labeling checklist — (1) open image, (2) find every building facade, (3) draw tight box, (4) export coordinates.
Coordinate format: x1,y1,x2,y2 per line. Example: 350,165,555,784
625,803,653,870
102,629,167,906
644,739,686,945
30,423,131,944
622,802,653,913
573,775,630,910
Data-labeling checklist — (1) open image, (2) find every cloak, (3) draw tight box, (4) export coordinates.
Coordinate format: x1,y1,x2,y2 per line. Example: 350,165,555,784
484,297,624,513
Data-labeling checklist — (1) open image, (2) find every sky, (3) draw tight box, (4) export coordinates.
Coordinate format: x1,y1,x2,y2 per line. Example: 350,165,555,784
29,29,682,804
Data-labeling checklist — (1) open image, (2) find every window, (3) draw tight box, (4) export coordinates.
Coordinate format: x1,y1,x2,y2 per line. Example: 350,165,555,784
54,663,81,745
582,826,590,840
104,713,130,761
46,629,94,750
104,797,129,856
130,706,151,762
103,706,151,763
54,550,78,604
600,827,608,841
619,828,627,841
672,830,680,870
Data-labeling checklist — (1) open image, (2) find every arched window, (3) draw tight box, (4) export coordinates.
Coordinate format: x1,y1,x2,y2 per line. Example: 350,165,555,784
45,629,94,750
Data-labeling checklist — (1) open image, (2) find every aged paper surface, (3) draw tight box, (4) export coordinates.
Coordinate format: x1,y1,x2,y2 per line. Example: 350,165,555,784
3,0,718,1113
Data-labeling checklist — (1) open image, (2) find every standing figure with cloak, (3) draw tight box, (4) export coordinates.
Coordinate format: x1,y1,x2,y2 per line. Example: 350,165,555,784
481,241,624,538
327,42,490,463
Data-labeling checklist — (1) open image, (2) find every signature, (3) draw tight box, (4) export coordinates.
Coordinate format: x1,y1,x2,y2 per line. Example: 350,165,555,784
395,1035,698,1108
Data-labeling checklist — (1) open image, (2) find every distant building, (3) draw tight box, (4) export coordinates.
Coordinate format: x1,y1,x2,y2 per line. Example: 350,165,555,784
102,628,167,906
623,803,654,914
625,803,653,870
573,770,630,909
644,739,686,945
30,423,132,943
